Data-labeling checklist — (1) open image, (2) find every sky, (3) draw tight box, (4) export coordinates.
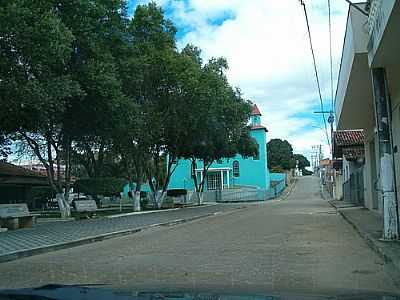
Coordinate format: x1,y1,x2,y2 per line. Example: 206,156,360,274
128,0,349,163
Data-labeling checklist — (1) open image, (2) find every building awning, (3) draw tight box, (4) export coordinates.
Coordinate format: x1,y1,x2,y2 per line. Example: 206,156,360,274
251,124,268,132
195,167,231,172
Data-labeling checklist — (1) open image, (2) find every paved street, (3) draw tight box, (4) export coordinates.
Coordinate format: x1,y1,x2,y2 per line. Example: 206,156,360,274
1,176,399,296
0,204,237,259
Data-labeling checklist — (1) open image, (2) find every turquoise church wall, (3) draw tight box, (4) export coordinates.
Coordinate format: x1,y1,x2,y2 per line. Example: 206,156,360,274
168,105,271,193
270,172,286,182
122,182,151,197
118,105,291,200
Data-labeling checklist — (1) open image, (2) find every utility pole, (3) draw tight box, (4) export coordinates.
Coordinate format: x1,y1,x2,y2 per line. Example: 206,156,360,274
314,110,334,157
311,145,323,176
372,68,399,240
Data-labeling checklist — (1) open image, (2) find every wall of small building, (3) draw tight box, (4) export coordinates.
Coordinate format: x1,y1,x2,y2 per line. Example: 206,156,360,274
168,128,270,191
270,172,286,182
0,185,30,204
342,157,361,182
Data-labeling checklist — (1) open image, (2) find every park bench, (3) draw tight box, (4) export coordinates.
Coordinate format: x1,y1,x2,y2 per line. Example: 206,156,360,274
0,203,35,230
74,200,98,219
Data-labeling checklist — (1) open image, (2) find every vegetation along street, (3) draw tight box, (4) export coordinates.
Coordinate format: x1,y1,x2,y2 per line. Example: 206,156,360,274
1,0,400,299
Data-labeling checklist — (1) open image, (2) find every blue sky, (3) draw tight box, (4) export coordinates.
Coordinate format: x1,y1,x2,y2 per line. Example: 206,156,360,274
128,0,349,161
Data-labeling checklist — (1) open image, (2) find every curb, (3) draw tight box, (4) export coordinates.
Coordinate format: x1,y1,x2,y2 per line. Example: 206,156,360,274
0,210,227,264
107,208,180,219
320,184,395,266
337,210,392,264
277,178,298,201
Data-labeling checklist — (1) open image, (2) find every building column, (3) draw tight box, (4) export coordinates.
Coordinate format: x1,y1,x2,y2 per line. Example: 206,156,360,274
220,170,224,190
372,67,399,240
226,170,230,189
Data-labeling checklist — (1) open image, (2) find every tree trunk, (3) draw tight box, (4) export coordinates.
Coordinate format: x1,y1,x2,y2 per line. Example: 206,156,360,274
133,182,141,212
56,193,71,218
153,191,167,209
195,191,203,205
133,191,141,212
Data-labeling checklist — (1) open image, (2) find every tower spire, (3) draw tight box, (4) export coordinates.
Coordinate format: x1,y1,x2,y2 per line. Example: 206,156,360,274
251,104,262,125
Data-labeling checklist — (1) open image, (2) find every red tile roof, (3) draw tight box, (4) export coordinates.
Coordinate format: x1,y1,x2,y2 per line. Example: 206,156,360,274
333,130,364,146
0,161,47,177
251,104,262,116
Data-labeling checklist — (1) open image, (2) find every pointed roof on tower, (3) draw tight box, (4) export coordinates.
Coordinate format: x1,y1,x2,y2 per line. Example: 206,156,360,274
251,104,262,116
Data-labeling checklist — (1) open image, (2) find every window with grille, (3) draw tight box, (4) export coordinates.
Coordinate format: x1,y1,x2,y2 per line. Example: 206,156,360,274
207,173,222,190
233,161,239,177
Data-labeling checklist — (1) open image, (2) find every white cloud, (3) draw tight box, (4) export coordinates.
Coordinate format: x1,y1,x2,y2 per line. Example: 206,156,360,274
135,0,349,158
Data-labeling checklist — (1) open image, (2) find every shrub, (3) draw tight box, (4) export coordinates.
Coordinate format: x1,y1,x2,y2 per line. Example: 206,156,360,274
167,189,187,197
74,177,127,197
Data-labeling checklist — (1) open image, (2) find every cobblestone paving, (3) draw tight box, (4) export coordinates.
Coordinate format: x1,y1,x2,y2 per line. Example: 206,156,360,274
0,204,237,257
0,177,398,295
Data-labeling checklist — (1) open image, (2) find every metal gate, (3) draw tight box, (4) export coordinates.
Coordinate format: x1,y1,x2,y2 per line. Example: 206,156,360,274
343,167,364,205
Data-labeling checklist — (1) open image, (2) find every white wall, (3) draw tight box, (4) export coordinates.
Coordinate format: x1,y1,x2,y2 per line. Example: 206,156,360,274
363,126,382,213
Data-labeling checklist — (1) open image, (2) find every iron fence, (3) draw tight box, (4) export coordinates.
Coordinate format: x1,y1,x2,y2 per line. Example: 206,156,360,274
201,179,286,203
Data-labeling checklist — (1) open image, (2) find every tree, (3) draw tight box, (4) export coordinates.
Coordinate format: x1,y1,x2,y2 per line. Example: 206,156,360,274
0,133,12,160
178,47,259,204
293,154,310,172
267,139,296,171
122,3,186,209
61,0,130,180
0,0,81,217
111,102,150,212
74,177,126,199
0,0,129,217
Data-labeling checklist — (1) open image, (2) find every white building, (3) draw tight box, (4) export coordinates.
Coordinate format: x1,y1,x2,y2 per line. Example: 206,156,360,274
335,1,400,238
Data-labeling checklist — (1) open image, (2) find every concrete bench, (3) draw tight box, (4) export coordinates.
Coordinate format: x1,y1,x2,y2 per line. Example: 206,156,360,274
74,200,98,219
0,204,35,230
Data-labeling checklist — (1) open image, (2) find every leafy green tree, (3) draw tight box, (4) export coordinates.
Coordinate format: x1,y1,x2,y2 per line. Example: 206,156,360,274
0,0,81,217
74,177,126,199
123,3,186,208
111,102,150,212
0,133,12,160
293,153,310,172
61,0,129,180
178,47,259,204
267,139,296,171
0,0,129,217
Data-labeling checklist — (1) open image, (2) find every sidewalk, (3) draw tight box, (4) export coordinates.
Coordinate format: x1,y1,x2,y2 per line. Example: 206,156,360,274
329,199,400,276
0,204,238,263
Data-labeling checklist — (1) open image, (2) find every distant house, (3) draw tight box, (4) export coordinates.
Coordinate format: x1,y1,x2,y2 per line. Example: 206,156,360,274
20,163,66,178
168,104,273,199
0,161,49,209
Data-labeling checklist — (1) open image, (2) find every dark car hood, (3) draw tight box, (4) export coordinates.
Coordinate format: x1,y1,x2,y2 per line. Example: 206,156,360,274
0,284,399,300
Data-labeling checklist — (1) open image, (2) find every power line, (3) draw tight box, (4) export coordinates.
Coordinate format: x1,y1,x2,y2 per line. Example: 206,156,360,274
299,0,331,149
328,0,334,112
328,0,335,157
